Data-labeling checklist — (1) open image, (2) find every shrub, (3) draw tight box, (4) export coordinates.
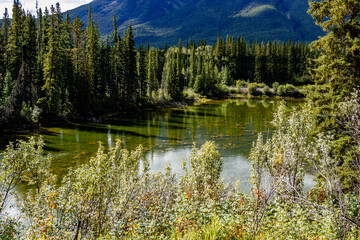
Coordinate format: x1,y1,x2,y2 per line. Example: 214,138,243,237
183,88,200,103
236,80,248,94
262,85,271,96
276,84,303,97
272,82,280,93
248,83,261,96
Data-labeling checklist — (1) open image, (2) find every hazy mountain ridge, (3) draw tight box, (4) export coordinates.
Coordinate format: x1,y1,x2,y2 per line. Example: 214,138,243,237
67,0,324,46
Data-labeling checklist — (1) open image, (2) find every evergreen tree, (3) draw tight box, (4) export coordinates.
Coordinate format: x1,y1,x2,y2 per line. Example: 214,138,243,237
169,43,184,101
0,8,10,85
109,14,121,109
123,24,138,105
254,43,266,83
1,8,10,45
137,45,147,100
71,16,86,114
308,0,360,120
99,38,111,108
40,4,65,117
2,72,13,101
287,42,295,83
20,12,37,106
85,7,102,114
148,49,154,102
6,1,24,81
308,0,360,188
188,44,196,88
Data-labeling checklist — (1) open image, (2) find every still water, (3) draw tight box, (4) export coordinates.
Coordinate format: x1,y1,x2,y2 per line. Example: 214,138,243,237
0,98,308,192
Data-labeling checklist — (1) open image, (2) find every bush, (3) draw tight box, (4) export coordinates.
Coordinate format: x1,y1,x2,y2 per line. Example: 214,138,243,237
272,82,280,93
0,217,19,240
276,84,303,97
262,85,271,96
248,83,261,96
3,128,360,239
183,88,200,103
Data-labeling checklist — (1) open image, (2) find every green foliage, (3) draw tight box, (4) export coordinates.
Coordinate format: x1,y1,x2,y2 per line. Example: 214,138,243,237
180,142,224,201
308,0,360,129
248,83,261,96
272,81,280,93
2,115,360,238
262,85,271,96
249,97,360,238
0,136,51,214
276,84,302,97
1,72,12,100
308,0,360,98
0,217,19,240
249,102,315,195
0,1,312,127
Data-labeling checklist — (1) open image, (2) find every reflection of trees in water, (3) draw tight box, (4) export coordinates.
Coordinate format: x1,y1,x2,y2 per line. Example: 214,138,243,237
145,99,302,153
0,99,303,177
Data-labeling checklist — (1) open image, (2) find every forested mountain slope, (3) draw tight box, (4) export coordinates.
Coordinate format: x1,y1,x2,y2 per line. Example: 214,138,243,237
68,0,324,45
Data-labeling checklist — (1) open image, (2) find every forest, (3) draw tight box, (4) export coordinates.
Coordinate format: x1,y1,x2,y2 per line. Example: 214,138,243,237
1,0,360,239
0,1,311,130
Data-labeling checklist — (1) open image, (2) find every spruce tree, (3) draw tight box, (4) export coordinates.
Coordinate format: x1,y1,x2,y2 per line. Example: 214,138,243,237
0,8,10,83
137,45,147,100
71,16,86,114
6,1,24,81
254,43,266,83
188,44,196,88
40,4,65,117
308,0,360,188
85,7,102,114
123,24,138,105
308,0,360,122
148,49,154,102
2,72,12,101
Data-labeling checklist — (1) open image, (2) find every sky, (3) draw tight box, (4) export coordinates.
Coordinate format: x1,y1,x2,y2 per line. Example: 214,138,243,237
0,0,92,16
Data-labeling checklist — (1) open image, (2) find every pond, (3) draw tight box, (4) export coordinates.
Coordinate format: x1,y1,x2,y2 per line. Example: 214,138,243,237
0,98,310,194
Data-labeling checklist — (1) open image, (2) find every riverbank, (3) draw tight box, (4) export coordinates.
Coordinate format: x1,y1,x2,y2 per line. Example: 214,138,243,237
1,83,309,133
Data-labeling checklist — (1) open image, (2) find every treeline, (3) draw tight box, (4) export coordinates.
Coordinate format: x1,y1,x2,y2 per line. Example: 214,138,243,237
0,1,312,129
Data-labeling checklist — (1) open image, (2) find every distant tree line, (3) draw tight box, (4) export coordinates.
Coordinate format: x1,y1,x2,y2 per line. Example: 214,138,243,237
0,1,312,129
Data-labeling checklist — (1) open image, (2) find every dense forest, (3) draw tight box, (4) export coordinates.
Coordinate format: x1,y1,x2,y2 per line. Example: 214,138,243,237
0,1,311,130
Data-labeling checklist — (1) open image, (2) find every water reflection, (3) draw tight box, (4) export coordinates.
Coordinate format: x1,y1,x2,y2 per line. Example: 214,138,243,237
0,98,305,191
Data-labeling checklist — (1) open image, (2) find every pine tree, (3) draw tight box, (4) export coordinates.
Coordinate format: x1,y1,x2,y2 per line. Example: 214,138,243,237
20,12,37,106
308,0,360,119
71,15,86,114
99,38,111,108
123,24,138,105
308,0,360,188
287,42,295,83
6,1,24,81
85,7,102,114
172,43,185,101
0,8,10,83
188,44,196,88
2,72,12,100
309,0,360,97
40,4,65,116
137,45,147,100
254,43,266,83
265,42,274,85
148,49,154,102
62,12,74,92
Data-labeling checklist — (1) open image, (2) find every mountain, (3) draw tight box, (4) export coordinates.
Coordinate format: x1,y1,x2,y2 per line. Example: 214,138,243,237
67,0,324,46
